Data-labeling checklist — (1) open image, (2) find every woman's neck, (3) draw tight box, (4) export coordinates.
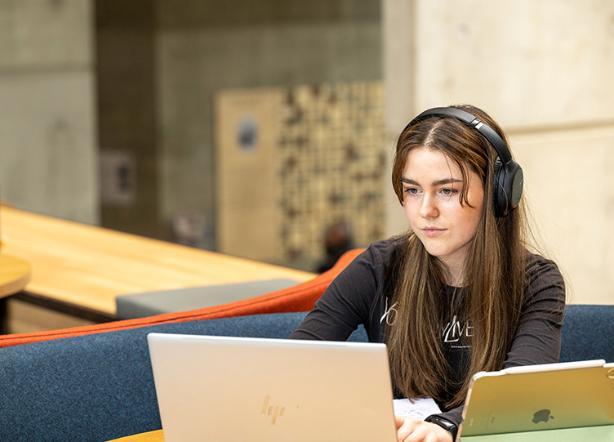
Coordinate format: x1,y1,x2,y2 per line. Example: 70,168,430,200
444,271,464,287
439,254,466,287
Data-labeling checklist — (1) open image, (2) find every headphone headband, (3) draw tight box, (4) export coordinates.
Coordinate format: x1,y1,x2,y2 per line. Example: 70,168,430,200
408,107,512,164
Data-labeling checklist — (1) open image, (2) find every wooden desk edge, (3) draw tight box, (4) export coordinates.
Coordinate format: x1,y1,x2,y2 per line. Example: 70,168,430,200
108,429,164,441
0,254,31,298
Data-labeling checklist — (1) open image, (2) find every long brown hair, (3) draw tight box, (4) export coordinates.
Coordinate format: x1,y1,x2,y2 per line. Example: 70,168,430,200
387,104,526,408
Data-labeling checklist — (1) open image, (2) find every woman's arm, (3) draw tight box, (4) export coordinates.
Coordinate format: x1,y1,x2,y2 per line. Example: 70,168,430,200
289,244,383,341
503,255,566,367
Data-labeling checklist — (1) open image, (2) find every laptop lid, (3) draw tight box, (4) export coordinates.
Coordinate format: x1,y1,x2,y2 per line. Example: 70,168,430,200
147,333,398,442
460,360,614,437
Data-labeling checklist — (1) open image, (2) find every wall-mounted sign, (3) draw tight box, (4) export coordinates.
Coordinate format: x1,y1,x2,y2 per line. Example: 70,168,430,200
236,115,258,151
100,150,135,206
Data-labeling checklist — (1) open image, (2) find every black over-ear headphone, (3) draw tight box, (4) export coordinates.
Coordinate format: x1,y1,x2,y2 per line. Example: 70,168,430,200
405,106,523,217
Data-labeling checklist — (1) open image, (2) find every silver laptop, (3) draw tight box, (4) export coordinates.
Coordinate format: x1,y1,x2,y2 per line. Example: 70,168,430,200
147,333,398,442
460,359,614,439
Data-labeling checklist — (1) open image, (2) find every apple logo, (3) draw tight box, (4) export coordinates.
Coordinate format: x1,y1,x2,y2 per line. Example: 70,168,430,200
532,409,554,424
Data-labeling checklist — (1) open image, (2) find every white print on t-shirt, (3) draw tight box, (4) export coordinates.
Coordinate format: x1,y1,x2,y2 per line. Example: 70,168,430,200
442,315,473,348
380,298,399,326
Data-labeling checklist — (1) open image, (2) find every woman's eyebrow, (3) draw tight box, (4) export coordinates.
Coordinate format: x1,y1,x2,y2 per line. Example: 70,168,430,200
401,177,463,186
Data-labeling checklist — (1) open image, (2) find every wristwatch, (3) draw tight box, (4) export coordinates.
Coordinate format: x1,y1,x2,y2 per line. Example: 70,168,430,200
424,415,458,440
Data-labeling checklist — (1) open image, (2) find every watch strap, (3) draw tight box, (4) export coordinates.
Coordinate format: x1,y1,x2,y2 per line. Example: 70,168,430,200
424,414,458,440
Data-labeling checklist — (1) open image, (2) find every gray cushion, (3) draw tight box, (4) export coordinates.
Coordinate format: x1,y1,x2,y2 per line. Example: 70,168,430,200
116,278,299,319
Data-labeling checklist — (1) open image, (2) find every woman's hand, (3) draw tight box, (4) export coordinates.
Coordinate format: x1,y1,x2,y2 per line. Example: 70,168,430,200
395,416,453,442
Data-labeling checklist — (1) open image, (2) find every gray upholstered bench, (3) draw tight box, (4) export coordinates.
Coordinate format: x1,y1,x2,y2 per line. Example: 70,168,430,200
116,279,299,319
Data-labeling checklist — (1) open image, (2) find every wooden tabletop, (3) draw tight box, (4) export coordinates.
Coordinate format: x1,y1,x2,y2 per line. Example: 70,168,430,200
0,205,314,316
0,254,31,298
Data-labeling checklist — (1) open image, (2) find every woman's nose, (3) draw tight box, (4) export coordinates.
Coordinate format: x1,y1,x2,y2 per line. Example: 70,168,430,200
419,194,439,219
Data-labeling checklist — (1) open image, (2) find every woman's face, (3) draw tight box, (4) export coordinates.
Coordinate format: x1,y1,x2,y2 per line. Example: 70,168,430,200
401,146,484,277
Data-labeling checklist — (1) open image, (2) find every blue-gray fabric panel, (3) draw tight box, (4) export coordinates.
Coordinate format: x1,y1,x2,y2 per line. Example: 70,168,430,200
560,304,614,363
1,305,611,441
0,312,367,442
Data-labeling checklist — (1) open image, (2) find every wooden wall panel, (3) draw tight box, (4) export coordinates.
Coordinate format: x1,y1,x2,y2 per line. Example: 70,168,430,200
216,89,284,263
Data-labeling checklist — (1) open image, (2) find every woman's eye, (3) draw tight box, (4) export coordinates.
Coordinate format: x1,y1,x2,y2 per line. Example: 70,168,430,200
439,187,459,197
404,187,420,196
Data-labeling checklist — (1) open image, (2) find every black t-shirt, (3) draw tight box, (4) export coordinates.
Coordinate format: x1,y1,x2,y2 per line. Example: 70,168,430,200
290,237,566,426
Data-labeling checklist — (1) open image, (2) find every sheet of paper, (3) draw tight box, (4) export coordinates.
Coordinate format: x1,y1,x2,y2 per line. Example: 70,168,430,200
393,397,442,420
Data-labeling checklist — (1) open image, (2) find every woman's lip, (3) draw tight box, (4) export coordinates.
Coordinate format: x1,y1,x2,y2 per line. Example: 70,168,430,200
422,228,446,237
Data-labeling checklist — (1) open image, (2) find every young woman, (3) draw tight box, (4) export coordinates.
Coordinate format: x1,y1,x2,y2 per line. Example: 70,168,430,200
290,105,566,442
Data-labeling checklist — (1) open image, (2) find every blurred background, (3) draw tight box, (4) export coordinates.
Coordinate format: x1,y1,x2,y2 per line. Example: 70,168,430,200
1,0,613,303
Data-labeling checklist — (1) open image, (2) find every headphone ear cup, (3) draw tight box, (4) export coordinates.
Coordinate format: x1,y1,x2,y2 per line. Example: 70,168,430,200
507,162,523,210
493,160,523,217
493,158,506,217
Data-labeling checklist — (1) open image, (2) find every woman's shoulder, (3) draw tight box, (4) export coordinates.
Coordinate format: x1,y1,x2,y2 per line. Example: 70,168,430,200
349,236,406,307
525,252,563,281
344,236,406,286
362,235,407,267
523,252,565,302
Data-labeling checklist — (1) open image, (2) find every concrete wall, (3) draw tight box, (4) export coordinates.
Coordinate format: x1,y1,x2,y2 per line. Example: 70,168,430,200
512,126,614,304
0,0,97,223
95,0,162,238
156,0,381,248
383,0,614,303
